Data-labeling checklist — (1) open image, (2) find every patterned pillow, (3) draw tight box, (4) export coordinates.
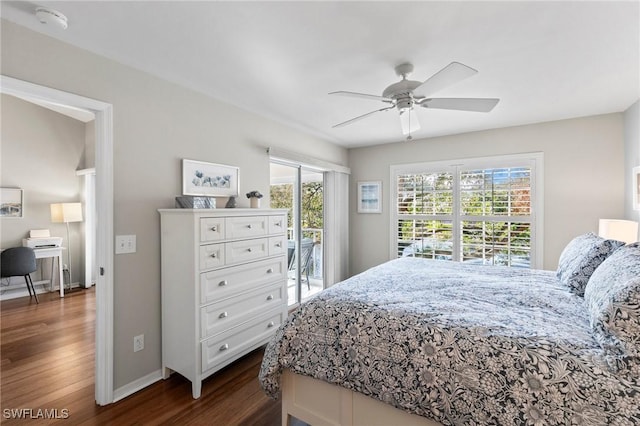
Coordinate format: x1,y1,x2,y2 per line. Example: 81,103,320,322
584,243,640,359
556,232,625,296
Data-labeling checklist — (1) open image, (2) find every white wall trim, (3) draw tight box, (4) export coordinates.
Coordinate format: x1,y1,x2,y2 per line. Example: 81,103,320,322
267,147,351,174
113,369,163,403
1,75,115,405
76,168,96,175
93,104,115,405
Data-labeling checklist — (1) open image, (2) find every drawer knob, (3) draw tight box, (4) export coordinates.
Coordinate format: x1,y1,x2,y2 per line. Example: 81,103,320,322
247,247,252,252
276,221,282,227
211,225,217,232
218,280,228,287
266,268,273,274
275,242,282,248
219,311,228,319
266,294,274,301
267,321,275,328
210,253,217,258
247,224,252,229
219,343,229,351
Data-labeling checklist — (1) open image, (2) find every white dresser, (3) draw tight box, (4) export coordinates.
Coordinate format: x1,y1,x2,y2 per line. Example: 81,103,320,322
158,208,289,398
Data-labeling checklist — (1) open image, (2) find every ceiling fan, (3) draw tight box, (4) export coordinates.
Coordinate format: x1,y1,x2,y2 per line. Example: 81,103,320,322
330,62,499,140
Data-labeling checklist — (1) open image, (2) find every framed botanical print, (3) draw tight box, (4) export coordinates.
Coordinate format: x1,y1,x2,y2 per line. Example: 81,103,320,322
182,159,239,197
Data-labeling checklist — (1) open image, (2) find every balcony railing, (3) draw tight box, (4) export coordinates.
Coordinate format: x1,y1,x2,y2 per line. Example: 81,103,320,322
287,228,323,279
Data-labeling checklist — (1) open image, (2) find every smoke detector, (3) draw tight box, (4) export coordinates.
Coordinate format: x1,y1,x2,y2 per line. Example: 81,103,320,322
35,7,68,30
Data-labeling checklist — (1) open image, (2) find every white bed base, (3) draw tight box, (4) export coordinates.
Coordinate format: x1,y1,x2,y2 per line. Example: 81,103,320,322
281,370,443,426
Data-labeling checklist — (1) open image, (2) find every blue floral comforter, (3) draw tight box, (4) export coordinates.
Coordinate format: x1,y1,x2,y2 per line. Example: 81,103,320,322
259,257,640,425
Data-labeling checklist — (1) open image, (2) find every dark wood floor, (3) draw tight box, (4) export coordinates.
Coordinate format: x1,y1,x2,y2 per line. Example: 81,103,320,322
1,288,281,425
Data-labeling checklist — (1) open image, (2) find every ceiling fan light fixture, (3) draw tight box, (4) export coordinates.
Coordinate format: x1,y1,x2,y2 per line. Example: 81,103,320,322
35,7,68,30
400,108,420,135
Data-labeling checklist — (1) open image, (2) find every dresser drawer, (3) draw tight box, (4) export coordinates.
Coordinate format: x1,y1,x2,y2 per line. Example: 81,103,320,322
199,243,225,270
226,216,267,239
200,257,286,304
225,238,268,265
201,310,284,373
268,236,287,257
268,215,287,235
200,283,284,339
200,217,225,242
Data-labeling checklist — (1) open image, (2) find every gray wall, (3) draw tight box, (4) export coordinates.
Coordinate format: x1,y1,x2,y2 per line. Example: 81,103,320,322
348,113,626,275
1,94,86,290
1,20,348,390
624,100,640,230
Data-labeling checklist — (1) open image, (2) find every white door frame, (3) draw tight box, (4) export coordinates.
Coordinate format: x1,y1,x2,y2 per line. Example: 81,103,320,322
76,168,96,289
1,75,115,405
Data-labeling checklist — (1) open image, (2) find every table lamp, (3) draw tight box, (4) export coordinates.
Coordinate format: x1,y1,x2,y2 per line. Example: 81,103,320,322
51,202,83,288
598,219,639,244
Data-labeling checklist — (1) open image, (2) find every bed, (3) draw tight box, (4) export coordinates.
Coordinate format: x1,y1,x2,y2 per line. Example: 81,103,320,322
260,234,640,426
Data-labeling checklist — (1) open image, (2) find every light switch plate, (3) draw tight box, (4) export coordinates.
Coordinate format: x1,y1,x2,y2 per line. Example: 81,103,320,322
115,235,136,254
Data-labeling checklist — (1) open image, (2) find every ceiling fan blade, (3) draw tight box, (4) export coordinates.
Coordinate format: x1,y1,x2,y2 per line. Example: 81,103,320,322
399,109,420,135
329,91,392,102
332,105,395,128
420,98,499,112
413,62,478,97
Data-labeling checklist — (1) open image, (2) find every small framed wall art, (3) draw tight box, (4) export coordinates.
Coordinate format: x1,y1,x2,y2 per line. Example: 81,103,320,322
182,159,239,197
0,188,24,218
357,181,382,214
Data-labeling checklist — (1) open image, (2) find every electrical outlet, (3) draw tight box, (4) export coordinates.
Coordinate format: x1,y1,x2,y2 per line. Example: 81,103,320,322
115,235,136,254
133,334,144,352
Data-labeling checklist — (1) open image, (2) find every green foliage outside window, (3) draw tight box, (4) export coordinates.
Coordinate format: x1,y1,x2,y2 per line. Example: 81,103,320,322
270,182,323,239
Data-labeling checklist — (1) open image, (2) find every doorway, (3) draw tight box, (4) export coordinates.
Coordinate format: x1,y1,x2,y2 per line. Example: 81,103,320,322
1,76,114,405
270,161,325,306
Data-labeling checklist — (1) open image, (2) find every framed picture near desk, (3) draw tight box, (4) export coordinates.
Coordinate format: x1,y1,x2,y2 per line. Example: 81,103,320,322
0,188,23,218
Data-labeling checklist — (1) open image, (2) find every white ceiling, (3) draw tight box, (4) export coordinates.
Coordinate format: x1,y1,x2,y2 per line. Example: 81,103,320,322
2,1,638,148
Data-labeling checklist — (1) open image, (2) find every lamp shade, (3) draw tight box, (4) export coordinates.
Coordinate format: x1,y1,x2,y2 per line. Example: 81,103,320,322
598,219,639,244
50,202,83,223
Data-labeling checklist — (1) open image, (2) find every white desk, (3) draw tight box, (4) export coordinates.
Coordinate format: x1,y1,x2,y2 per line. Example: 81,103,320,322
33,247,65,298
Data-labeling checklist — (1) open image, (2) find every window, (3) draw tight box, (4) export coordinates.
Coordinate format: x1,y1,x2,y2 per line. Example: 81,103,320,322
392,153,543,268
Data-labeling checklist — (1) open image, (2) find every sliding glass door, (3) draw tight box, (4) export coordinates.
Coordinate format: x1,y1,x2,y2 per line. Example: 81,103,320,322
270,161,325,306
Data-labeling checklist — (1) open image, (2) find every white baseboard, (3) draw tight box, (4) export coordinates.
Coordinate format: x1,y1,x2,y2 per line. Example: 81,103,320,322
113,369,163,403
0,282,84,301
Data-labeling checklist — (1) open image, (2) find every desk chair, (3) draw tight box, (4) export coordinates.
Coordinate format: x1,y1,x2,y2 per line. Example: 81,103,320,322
1,247,39,303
